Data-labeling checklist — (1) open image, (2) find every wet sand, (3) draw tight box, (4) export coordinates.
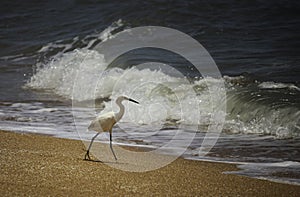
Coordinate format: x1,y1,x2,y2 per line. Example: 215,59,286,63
0,130,299,196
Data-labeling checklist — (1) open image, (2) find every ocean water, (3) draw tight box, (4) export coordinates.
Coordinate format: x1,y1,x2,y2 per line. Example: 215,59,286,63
1,0,300,184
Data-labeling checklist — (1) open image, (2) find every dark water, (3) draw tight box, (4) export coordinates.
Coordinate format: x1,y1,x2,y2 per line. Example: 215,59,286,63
1,0,300,81
1,0,300,184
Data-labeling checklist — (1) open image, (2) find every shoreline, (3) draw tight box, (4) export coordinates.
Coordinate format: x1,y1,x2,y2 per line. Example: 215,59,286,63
1,130,299,196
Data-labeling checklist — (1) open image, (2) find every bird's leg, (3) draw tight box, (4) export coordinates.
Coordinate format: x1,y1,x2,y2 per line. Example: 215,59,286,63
110,130,117,161
84,132,100,160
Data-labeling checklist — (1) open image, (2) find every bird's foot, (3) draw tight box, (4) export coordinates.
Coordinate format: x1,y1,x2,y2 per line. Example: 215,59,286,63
84,150,91,160
113,155,118,162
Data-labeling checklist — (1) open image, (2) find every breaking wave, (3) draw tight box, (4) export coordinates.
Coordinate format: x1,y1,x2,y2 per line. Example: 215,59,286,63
25,21,300,139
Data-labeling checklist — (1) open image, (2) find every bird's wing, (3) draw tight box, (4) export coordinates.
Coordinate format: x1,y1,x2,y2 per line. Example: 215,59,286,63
88,112,117,132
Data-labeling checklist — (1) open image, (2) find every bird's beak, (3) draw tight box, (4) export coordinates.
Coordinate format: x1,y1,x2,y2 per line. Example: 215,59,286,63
128,98,139,104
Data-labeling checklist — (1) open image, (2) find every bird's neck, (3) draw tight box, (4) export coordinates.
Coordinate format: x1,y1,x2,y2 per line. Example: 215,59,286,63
115,101,125,122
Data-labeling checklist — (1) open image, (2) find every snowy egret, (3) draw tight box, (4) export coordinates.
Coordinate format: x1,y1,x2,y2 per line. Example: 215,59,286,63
84,96,139,161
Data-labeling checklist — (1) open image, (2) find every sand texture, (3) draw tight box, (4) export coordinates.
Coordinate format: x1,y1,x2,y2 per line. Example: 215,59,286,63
0,130,299,196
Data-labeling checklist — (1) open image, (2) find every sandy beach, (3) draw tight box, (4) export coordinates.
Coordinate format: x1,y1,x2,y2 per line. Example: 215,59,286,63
0,130,299,196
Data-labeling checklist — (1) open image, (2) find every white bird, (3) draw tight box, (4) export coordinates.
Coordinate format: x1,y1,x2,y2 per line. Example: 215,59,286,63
85,96,139,161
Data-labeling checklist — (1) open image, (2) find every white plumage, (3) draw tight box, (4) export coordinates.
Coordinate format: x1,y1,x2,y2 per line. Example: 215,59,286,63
88,111,116,133
84,96,139,161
